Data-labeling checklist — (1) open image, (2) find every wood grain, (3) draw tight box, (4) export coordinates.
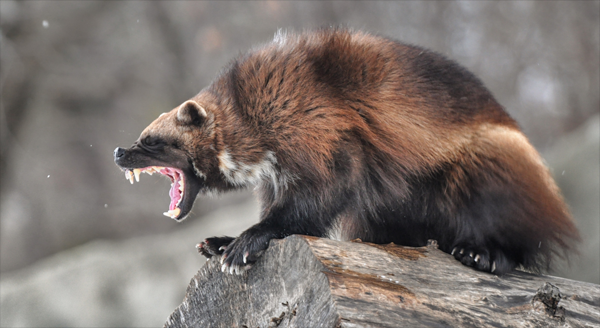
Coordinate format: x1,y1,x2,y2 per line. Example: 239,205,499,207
164,235,600,328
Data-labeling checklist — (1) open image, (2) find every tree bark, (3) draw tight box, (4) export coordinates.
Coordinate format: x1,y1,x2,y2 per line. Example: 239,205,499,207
164,235,600,328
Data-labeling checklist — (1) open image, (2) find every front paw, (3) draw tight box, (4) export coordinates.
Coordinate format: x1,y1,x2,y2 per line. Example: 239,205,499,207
197,236,235,258
220,228,274,275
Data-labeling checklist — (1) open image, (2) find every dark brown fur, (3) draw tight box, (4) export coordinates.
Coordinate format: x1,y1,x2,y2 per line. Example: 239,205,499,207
115,29,579,275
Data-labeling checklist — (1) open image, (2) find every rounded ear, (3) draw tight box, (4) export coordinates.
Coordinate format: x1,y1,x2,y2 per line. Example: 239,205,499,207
177,100,207,126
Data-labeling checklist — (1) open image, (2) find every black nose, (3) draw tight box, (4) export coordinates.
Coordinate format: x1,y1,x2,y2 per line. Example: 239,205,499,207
114,147,126,160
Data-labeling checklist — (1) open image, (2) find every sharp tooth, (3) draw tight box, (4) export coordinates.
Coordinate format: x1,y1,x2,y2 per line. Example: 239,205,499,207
133,169,141,182
162,208,181,219
126,170,134,184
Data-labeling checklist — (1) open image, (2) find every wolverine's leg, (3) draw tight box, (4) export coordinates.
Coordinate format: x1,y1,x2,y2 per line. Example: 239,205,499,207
218,188,352,274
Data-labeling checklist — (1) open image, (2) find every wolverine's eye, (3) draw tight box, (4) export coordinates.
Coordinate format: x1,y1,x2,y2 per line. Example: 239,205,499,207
142,136,166,149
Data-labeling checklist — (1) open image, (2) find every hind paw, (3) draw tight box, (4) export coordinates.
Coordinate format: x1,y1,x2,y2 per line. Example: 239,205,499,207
451,244,494,272
450,244,517,274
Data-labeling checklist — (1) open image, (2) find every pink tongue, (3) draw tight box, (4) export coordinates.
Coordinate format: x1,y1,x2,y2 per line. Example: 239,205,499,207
169,179,181,210
160,168,182,211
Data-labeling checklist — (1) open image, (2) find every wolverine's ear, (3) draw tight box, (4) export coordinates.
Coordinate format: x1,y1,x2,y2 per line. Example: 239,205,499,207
177,100,207,126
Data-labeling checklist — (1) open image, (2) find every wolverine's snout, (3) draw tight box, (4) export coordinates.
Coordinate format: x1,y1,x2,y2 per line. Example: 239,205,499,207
114,147,126,161
113,146,142,169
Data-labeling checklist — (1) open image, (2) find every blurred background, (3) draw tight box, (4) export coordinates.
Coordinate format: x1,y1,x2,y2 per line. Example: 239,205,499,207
1,1,598,327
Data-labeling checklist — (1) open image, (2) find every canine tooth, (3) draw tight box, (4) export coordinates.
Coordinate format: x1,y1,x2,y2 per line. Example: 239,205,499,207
126,170,134,184
162,208,181,218
133,169,141,182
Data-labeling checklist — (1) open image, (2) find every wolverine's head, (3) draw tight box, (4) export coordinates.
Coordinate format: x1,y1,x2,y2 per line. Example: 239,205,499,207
114,99,218,221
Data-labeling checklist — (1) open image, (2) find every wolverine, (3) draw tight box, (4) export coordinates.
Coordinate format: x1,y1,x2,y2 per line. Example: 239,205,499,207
114,29,579,275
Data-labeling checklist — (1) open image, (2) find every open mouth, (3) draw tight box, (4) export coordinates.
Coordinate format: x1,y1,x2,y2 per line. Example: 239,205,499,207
124,166,186,219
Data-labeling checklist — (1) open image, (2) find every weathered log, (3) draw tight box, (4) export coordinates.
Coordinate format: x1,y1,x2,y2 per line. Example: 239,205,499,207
164,235,600,328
